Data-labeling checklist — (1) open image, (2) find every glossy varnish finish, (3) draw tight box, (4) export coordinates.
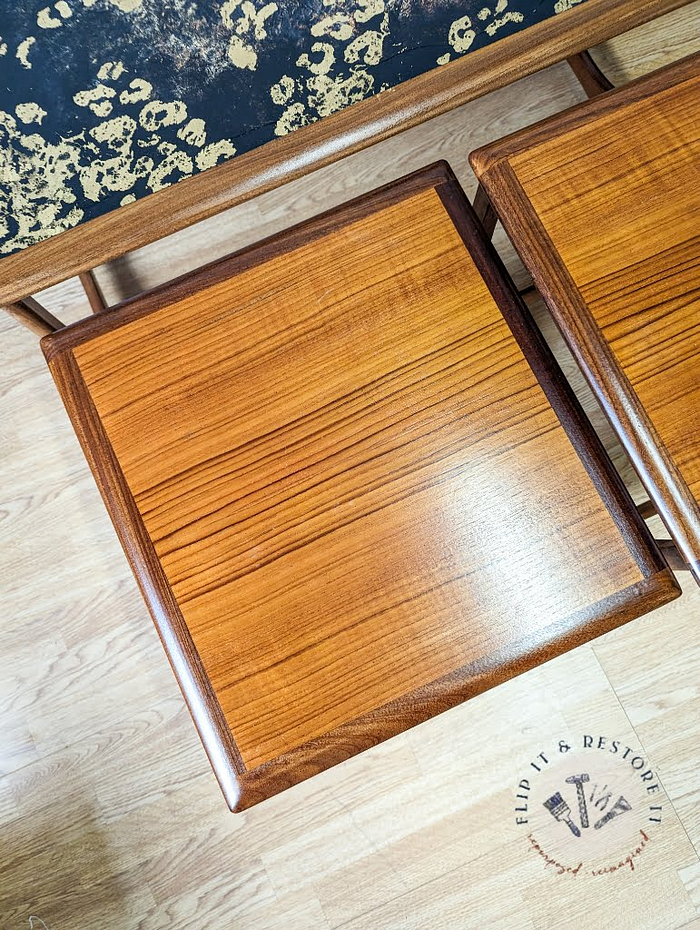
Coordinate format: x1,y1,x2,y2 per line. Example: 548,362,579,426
471,53,700,583
0,0,690,307
4,25,700,922
42,165,679,809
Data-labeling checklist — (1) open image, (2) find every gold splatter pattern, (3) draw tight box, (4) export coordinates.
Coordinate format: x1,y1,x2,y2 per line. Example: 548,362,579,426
0,0,586,256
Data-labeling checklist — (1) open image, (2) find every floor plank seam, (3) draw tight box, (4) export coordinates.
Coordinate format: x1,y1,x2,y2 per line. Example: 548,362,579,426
591,642,700,862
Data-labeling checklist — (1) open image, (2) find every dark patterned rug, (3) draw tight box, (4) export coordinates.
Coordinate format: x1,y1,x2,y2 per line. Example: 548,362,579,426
0,0,580,256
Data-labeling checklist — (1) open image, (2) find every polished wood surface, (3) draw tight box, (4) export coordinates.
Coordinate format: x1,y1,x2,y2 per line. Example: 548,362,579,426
3,25,700,921
471,53,700,583
43,164,678,809
0,0,691,308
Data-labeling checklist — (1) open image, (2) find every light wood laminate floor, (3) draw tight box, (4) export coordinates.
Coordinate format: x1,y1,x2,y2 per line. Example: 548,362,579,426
1,6,699,927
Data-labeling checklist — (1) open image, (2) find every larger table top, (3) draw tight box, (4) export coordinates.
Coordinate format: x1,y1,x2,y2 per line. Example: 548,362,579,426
0,0,578,257
0,0,688,303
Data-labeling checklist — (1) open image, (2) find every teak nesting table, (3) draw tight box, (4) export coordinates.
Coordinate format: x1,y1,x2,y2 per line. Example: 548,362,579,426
471,52,700,583
42,164,679,810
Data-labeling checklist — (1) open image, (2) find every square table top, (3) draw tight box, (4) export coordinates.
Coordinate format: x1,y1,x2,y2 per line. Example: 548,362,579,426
471,52,700,583
42,163,678,808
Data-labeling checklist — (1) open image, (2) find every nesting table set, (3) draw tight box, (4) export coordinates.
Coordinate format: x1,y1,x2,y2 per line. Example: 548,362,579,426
2,5,698,809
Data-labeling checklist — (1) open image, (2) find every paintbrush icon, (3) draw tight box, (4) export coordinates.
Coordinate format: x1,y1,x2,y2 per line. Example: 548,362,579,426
543,791,581,837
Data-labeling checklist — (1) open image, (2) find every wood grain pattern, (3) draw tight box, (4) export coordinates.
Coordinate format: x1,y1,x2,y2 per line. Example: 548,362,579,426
590,0,700,84
41,164,679,809
3,24,700,920
471,52,700,583
0,0,690,307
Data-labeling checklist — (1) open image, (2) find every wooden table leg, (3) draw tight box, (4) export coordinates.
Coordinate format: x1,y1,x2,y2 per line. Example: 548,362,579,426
638,500,657,520
79,270,108,313
473,183,498,239
4,297,63,336
655,538,689,572
566,50,614,98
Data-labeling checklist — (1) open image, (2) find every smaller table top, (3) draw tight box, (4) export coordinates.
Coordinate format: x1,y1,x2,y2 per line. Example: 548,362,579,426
42,163,678,809
471,53,700,583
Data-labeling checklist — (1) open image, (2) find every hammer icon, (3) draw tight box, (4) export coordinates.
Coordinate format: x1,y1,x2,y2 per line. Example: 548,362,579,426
565,774,590,828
